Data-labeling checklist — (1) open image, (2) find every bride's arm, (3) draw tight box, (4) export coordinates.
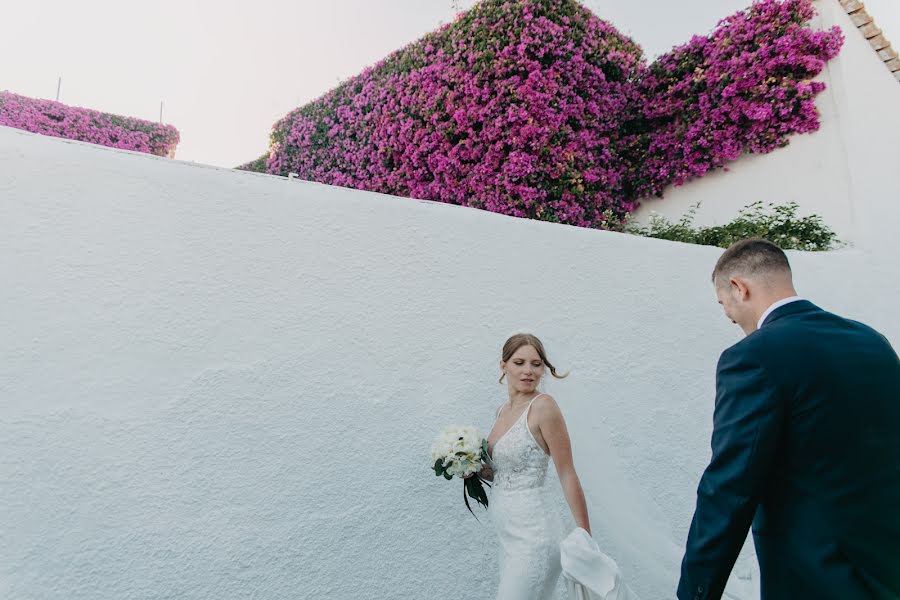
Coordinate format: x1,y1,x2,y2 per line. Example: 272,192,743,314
537,396,591,534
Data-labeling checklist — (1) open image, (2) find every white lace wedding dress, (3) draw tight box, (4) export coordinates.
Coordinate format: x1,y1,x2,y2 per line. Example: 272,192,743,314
489,394,565,599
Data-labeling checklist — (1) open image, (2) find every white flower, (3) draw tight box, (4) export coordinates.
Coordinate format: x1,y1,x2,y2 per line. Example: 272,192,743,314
431,424,487,479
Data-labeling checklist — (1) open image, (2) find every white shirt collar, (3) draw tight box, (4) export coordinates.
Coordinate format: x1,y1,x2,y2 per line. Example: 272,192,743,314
758,296,804,329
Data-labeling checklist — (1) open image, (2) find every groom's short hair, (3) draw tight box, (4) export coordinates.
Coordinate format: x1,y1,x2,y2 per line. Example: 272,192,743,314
712,239,791,284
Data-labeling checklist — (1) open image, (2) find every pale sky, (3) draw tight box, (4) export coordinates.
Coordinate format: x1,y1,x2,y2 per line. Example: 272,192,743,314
2,0,897,168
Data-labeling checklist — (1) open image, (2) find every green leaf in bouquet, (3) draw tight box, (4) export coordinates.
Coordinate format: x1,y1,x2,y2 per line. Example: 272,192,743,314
433,458,445,477
463,476,490,520
468,477,490,509
463,479,476,519
443,468,454,480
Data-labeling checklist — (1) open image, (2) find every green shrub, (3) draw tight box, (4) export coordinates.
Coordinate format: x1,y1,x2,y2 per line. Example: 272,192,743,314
625,202,841,251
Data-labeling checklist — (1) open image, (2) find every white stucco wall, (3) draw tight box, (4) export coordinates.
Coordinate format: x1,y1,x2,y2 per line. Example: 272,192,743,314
1,111,898,599
631,0,900,247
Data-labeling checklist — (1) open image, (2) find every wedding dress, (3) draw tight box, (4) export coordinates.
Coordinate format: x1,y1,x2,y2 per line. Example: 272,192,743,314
560,528,639,600
489,394,565,599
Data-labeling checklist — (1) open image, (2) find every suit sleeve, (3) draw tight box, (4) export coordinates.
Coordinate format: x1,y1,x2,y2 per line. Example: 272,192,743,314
677,347,783,600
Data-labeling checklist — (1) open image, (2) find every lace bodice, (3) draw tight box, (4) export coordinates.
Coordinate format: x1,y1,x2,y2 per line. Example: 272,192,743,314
490,395,550,492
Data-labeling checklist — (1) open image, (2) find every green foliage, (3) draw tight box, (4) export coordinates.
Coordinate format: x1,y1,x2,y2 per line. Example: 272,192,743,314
624,201,841,251
236,154,269,173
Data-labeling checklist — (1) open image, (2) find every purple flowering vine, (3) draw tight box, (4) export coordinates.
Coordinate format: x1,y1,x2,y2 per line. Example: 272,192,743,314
0,92,180,158
255,0,842,229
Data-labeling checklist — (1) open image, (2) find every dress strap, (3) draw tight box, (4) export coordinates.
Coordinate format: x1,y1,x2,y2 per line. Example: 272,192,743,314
521,393,545,425
526,393,545,412
524,393,549,455
495,393,543,423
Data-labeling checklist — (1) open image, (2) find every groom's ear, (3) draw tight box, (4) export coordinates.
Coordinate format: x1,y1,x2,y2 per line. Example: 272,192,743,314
731,276,751,300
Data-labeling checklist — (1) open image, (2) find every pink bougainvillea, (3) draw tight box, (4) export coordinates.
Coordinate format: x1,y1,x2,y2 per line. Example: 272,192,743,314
0,92,180,158
250,0,842,229
624,0,843,199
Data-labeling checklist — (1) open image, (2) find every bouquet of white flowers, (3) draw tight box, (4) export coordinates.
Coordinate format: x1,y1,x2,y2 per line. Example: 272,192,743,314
431,425,491,517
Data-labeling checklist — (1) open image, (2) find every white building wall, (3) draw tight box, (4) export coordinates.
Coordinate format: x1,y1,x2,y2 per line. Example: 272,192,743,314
2,119,897,599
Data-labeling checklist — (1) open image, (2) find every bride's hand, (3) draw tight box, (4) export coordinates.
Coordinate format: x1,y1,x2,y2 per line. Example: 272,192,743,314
478,464,494,481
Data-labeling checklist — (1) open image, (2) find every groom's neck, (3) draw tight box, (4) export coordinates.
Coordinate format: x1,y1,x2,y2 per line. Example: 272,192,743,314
752,286,800,325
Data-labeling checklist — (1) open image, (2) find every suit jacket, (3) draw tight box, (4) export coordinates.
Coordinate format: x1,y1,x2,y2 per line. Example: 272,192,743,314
678,300,900,600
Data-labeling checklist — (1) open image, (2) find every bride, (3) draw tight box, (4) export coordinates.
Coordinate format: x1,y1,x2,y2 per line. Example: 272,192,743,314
482,333,591,599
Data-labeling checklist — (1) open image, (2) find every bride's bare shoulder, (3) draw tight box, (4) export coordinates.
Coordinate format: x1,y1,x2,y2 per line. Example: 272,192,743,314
532,394,562,418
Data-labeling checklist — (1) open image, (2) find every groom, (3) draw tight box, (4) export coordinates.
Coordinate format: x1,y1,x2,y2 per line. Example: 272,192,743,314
678,239,900,600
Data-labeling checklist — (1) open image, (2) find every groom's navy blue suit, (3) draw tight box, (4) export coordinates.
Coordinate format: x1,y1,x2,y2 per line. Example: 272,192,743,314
678,300,900,600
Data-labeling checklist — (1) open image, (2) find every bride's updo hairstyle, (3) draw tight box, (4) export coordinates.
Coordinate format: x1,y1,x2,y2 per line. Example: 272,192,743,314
499,334,569,384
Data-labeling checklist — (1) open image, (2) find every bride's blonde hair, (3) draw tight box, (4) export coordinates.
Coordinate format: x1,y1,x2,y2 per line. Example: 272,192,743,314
499,333,569,383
